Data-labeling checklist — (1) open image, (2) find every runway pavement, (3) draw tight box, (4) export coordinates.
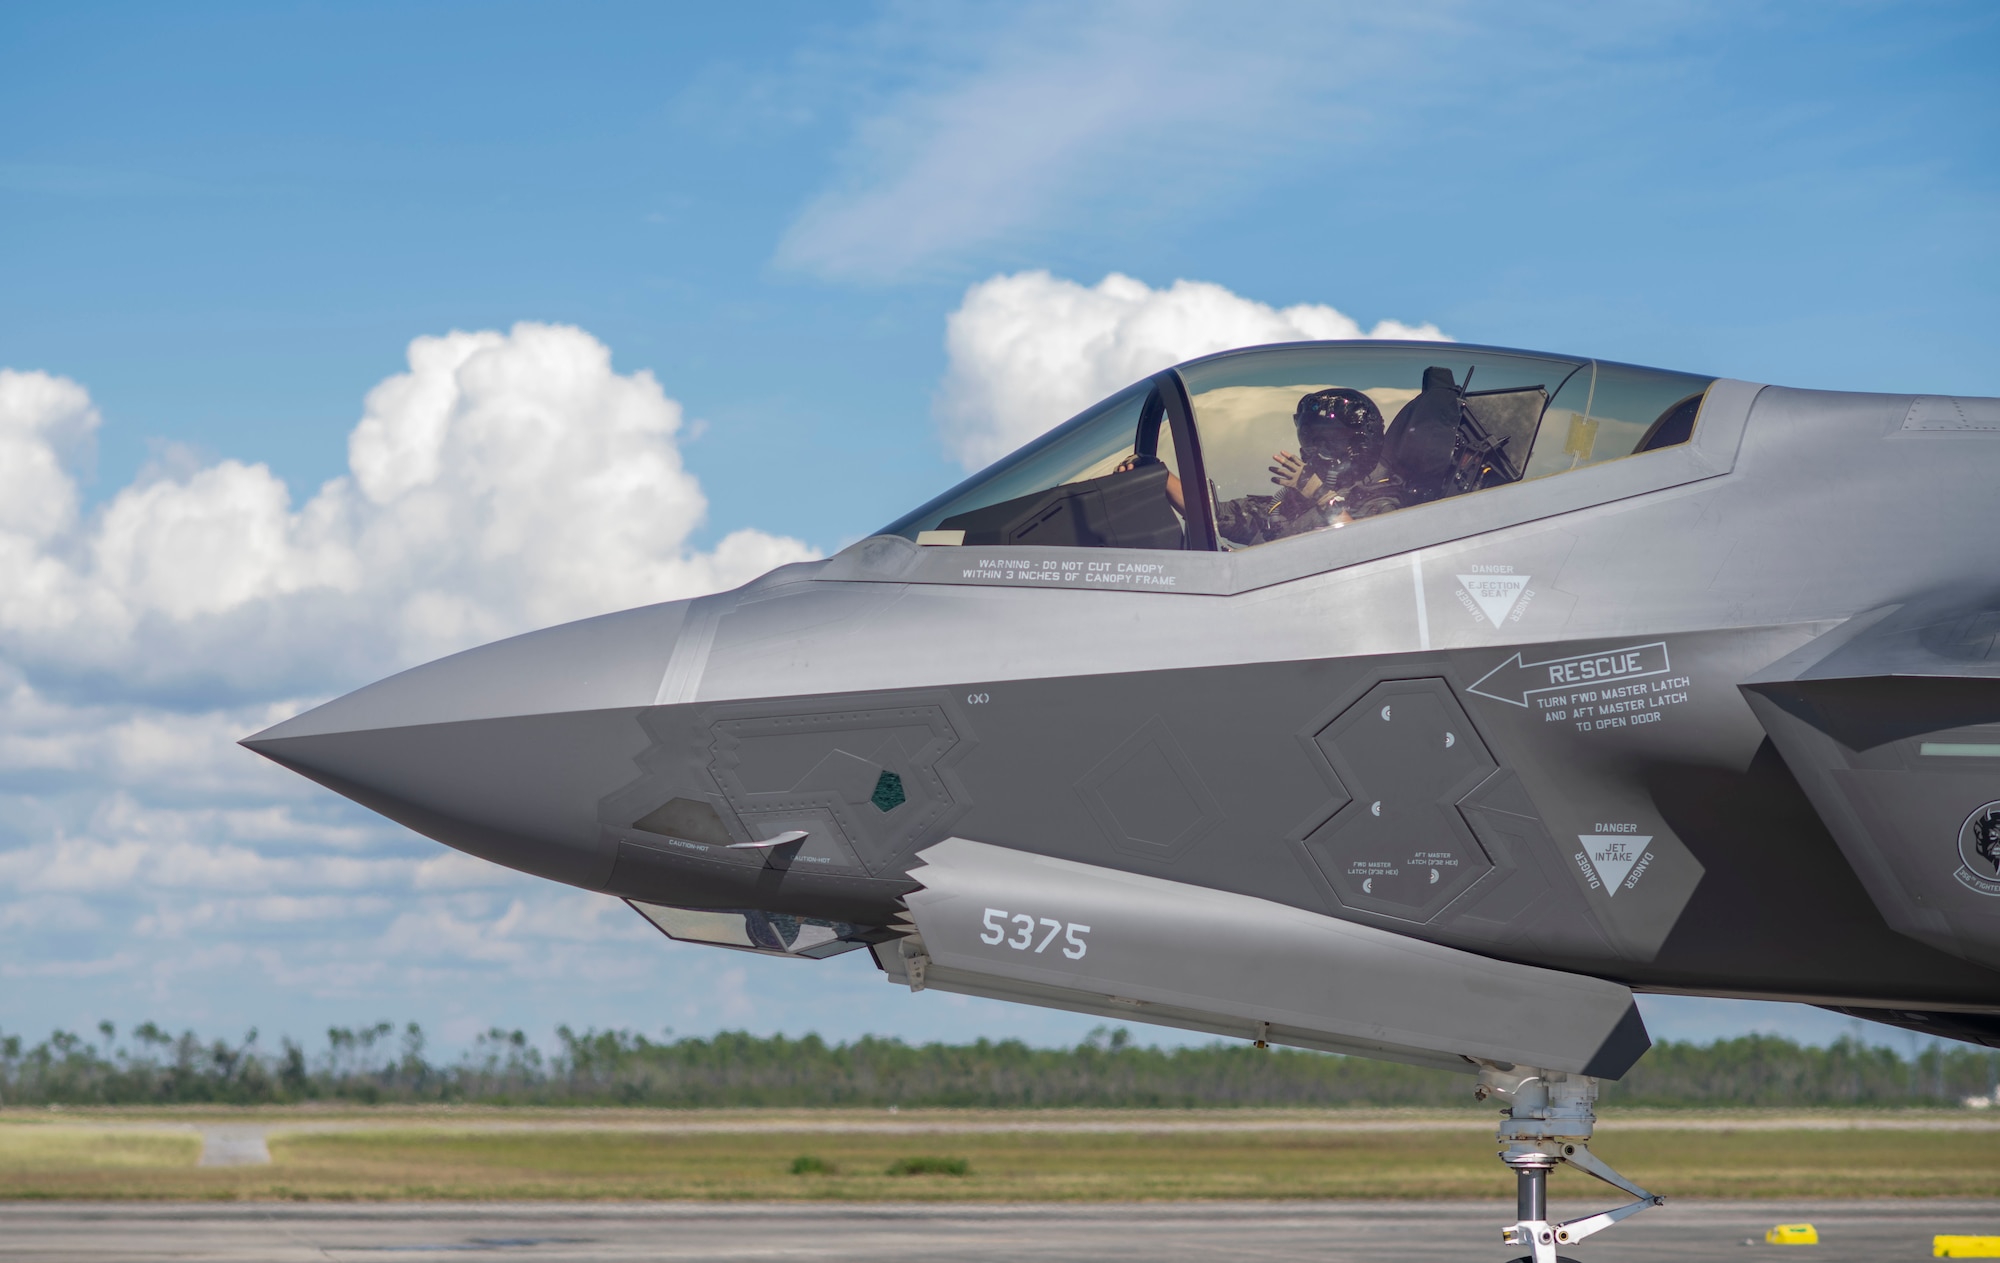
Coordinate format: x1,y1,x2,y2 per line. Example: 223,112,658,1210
3,1200,1995,1263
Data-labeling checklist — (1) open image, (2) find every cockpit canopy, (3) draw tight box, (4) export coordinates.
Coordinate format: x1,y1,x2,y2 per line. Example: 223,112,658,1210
882,342,1714,553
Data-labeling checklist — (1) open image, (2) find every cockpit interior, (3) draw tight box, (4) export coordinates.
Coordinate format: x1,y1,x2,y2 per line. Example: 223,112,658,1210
883,343,1714,553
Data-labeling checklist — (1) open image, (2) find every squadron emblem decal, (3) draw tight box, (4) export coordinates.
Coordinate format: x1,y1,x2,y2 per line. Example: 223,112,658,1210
1954,802,2000,897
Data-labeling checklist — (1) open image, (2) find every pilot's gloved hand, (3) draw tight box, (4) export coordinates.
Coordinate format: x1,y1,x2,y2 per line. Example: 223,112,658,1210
1269,450,1324,503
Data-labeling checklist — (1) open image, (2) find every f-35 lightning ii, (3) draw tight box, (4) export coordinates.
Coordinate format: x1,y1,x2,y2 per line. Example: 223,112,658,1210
246,341,2000,1261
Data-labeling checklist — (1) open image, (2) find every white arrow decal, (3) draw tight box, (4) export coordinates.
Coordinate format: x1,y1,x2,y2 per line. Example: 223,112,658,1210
1467,641,1672,707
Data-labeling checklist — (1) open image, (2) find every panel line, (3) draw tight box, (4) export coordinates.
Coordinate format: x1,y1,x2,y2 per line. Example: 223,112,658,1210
1411,554,1431,650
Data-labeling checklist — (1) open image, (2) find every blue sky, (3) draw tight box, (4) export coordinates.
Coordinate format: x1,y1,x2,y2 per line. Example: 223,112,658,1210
0,0,1995,1057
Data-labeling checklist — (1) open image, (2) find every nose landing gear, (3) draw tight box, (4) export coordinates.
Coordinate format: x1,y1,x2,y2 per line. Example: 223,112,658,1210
1475,1063,1664,1263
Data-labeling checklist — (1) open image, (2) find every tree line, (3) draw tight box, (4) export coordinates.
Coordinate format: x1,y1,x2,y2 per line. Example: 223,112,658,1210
2,1021,1995,1108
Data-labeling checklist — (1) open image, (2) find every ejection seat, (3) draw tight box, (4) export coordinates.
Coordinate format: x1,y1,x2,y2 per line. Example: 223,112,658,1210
1355,365,1538,514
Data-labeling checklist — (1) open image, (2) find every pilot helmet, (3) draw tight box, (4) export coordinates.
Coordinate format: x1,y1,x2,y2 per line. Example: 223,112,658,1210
1293,388,1385,488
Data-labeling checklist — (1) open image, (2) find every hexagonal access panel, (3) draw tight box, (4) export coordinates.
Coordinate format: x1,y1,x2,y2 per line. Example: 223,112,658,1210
1303,679,1497,921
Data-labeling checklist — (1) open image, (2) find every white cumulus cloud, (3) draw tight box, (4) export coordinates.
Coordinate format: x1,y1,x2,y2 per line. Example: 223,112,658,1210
938,271,1446,468
0,321,815,697
0,323,823,1038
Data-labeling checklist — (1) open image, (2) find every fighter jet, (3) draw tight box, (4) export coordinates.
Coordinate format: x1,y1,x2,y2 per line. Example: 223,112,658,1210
245,340,2000,1260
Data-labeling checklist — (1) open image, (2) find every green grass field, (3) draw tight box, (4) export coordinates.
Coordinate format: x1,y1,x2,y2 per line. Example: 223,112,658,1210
0,1110,1993,1201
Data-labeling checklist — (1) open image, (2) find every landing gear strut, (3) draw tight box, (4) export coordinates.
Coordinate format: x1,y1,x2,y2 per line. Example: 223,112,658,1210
1475,1063,1664,1263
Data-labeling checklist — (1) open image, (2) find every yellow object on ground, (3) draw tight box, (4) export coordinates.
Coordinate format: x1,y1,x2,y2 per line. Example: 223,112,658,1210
1935,1236,2000,1258
1766,1224,1819,1245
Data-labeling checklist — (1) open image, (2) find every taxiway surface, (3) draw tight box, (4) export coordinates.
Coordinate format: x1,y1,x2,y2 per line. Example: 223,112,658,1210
3,1200,1994,1263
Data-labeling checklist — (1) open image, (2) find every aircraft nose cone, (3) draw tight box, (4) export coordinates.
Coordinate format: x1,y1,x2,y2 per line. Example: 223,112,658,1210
242,600,693,890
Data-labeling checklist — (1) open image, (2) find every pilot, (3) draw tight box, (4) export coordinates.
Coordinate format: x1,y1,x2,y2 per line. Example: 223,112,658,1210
1230,387,1387,543
1123,388,1385,546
